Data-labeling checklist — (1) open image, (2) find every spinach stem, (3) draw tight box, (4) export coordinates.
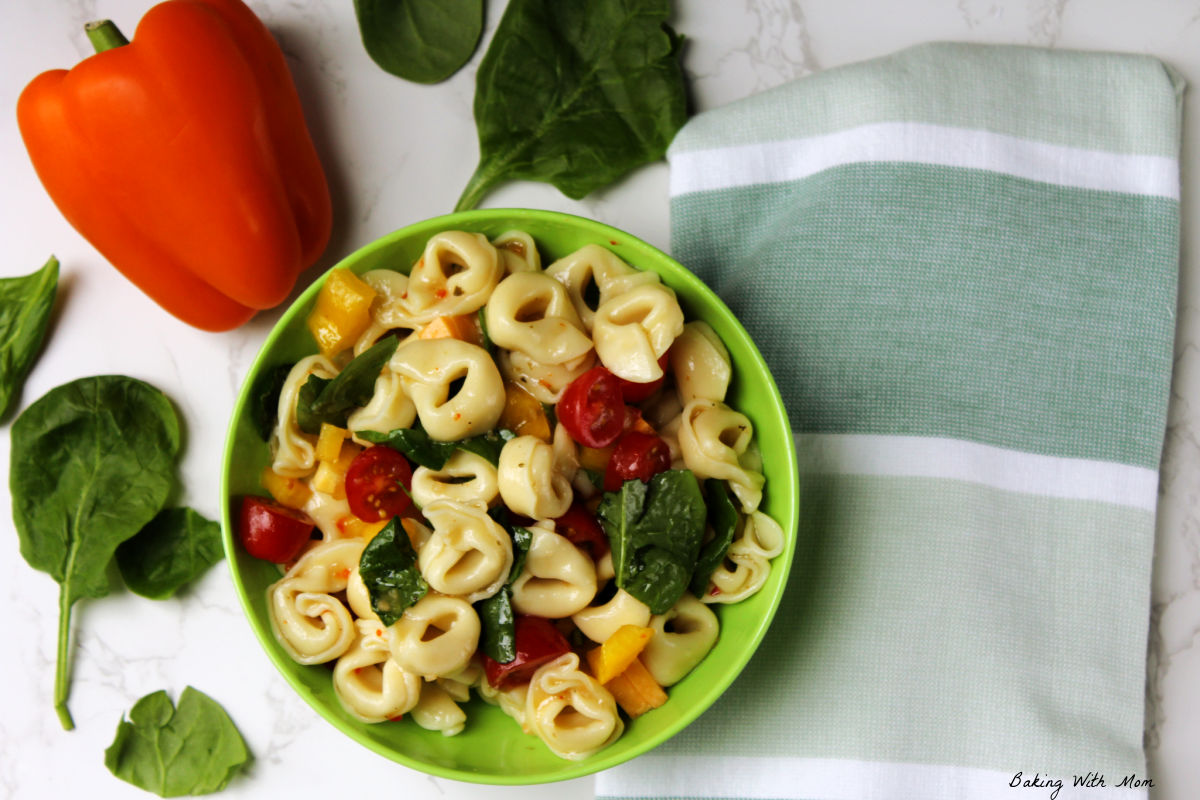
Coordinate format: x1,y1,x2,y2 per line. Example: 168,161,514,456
54,584,76,730
453,167,492,212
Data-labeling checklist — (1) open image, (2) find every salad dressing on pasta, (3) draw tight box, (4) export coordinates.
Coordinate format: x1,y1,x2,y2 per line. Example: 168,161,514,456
249,230,781,760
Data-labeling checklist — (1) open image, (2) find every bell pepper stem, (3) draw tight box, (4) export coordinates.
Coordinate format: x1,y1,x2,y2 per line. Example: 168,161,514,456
85,20,129,54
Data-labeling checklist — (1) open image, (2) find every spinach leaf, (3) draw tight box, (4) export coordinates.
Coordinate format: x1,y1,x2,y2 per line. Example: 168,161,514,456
359,516,427,626
104,686,249,797
455,0,687,211
0,255,58,419
475,587,516,663
690,479,740,597
247,363,293,441
354,0,484,84
596,469,706,614
358,425,515,468
474,517,533,663
116,507,223,600
296,336,398,434
11,375,180,729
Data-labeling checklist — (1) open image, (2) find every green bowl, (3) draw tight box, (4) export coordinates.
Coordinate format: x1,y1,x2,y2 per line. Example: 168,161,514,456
220,209,799,784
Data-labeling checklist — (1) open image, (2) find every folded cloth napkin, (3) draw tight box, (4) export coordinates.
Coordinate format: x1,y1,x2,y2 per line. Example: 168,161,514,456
597,42,1182,800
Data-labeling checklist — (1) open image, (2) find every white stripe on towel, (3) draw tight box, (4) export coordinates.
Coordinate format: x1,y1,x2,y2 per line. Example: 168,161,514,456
668,122,1179,200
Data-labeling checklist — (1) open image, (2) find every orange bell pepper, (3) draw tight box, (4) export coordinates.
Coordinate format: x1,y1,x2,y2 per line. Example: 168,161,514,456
16,0,332,331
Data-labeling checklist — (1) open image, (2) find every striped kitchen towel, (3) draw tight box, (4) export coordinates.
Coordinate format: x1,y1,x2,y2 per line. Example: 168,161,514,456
597,43,1181,800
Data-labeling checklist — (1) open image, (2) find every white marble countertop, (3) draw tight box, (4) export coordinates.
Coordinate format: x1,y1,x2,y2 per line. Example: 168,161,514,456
2,1,1198,798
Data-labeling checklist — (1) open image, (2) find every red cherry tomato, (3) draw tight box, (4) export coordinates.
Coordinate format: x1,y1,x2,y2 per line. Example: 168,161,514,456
558,366,626,448
239,496,315,563
614,352,670,403
344,445,413,522
604,431,672,491
483,615,571,690
554,502,610,559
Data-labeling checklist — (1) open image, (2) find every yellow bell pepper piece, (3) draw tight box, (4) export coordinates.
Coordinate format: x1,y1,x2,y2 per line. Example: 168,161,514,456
336,515,389,540
498,381,552,440
260,467,312,510
418,314,483,345
307,268,377,358
315,422,348,463
605,657,668,718
586,624,654,685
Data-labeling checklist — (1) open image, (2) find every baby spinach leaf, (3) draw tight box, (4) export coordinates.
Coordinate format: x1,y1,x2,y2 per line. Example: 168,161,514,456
690,479,740,597
354,0,484,84
455,0,687,211
0,255,58,419
104,686,249,797
11,375,180,729
359,516,427,626
116,507,223,600
597,469,706,614
475,587,516,663
474,515,533,663
296,336,398,434
247,362,293,441
358,425,515,468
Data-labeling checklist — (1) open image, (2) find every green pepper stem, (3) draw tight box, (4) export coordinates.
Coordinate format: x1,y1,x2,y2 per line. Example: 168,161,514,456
85,20,129,54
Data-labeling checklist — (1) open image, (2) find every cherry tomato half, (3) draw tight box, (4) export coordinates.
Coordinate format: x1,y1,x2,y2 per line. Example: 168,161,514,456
555,502,610,559
558,366,625,448
604,431,672,491
239,496,315,563
614,352,670,403
344,445,413,522
484,615,572,690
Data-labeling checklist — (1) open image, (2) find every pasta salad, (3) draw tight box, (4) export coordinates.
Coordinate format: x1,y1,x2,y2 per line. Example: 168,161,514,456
238,230,785,761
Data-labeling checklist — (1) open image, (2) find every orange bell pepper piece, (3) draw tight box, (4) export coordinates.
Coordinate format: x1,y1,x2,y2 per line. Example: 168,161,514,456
16,0,332,331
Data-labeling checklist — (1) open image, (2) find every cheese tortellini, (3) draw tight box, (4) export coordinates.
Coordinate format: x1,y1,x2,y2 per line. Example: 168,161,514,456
259,229,786,762
525,653,623,760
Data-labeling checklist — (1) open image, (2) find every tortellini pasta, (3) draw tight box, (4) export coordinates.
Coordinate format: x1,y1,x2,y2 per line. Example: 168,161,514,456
572,589,652,644
497,435,574,520
403,231,502,321
592,283,684,382
511,525,597,618
411,683,467,736
546,244,661,331
411,450,499,508
347,365,417,439
390,338,505,440
272,354,337,477
677,398,766,513
418,501,513,603
387,594,481,679
485,273,593,365
641,593,720,687
267,540,364,665
701,510,785,604
672,321,732,405
525,653,623,760
492,230,541,274
257,229,786,762
333,620,422,723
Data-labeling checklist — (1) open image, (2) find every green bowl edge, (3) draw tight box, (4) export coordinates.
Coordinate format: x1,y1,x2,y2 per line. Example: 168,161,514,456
219,208,800,785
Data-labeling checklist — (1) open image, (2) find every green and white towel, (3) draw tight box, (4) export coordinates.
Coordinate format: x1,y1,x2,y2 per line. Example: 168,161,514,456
597,43,1181,800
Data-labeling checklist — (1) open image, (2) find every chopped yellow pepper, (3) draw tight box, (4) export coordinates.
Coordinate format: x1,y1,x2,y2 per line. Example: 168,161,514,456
586,624,654,685
498,381,552,440
418,314,482,345
307,268,377,358
315,422,348,463
260,467,312,510
605,657,668,718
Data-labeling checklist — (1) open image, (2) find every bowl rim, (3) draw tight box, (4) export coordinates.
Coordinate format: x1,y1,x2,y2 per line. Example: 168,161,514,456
220,208,800,785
